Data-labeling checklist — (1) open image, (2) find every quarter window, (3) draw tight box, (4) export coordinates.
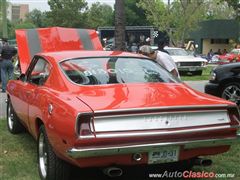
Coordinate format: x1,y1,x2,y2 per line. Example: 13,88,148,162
28,58,51,85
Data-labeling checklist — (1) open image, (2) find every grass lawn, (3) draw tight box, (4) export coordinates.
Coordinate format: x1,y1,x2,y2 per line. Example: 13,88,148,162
0,119,239,179
0,119,39,180
181,65,215,81
193,140,240,179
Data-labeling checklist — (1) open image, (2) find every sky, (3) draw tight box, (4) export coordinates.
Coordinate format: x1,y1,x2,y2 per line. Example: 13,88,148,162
8,0,115,11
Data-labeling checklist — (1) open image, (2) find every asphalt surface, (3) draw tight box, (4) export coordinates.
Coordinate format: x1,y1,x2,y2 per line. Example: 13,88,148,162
0,92,7,118
0,81,208,119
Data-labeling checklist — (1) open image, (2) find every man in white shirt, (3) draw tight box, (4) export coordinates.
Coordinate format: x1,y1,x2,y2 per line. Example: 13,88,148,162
139,45,180,78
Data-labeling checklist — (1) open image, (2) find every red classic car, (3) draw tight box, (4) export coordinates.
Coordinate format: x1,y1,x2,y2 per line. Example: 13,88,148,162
218,49,240,65
6,27,240,180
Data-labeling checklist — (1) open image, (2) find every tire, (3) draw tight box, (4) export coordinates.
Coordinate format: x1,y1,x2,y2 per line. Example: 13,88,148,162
6,99,25,134
38,125,70,180
221,82,240,105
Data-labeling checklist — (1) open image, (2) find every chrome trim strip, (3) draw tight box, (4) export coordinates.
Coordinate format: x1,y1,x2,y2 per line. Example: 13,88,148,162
94,109,228,119
67,135,240,158
75,112,96,139
93,104,235,115
75,113,81,138
95,125,232,138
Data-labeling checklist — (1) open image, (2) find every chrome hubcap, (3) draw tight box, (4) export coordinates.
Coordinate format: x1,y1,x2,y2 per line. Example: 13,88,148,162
39,133,47,178
222,85,240,104
7,103,14,130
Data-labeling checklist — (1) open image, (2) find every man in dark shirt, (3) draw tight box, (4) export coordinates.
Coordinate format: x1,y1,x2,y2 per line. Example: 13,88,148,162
158,40,169,54
1,38,17,92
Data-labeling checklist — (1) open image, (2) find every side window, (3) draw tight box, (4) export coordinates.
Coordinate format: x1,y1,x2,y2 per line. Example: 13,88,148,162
28,58,51,85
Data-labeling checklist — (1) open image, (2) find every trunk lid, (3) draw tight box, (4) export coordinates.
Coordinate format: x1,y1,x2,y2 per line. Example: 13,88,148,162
77,82,232,111
15,27,102,73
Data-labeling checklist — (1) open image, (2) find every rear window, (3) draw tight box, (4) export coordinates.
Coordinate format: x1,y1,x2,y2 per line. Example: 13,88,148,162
60,57,180,85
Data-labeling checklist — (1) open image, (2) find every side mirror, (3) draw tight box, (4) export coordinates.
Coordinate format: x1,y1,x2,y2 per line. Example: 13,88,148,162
19,74,27,82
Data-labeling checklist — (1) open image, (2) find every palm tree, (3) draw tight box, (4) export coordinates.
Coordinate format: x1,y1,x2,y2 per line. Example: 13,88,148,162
114,0,125,51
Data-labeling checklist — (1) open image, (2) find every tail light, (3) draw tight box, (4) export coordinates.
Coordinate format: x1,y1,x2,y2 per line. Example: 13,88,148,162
76,113,95,139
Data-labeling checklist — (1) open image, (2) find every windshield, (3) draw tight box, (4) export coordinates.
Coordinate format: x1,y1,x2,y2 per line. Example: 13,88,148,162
60,57,180,85
165,48,189,56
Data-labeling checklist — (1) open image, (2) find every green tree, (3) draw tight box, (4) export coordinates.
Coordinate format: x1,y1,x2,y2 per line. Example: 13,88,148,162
8,21,36,39
0,1,2,19
204,0,236,20
14,22,36,29
138,0,206,46
25,9,47,27
125,0,149,26
47,0,88,27
86,2,113,29
115,0,126,50
0,1,2,35
223,0,240,20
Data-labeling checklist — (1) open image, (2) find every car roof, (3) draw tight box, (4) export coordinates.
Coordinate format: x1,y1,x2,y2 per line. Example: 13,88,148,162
39,50,146,62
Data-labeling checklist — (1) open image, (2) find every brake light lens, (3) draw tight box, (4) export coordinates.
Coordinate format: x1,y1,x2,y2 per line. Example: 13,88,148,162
76,113,95,138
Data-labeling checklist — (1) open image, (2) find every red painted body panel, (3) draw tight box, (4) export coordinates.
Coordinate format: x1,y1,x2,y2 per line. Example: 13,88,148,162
218,52,240,64
15,30,31,74
16,27,103,73
75,83,232,111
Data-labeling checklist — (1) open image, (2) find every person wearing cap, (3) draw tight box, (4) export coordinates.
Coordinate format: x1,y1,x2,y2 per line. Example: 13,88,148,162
139,45,180,78
0,38,17,93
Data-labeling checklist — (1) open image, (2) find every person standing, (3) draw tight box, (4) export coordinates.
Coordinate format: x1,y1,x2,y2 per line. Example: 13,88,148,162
139,45,180,78
0,38,17,93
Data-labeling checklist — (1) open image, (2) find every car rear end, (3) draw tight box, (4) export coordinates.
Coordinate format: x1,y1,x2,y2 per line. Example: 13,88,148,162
67,104,240,168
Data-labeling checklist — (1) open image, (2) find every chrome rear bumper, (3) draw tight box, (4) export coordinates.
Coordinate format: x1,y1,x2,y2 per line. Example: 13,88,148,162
67,134,240,158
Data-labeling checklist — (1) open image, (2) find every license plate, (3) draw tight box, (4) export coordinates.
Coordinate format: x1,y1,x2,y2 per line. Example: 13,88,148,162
189,67,196,71
148,146,180,164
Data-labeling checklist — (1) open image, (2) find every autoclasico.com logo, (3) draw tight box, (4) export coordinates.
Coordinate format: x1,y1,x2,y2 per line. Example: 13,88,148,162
149,170,235,179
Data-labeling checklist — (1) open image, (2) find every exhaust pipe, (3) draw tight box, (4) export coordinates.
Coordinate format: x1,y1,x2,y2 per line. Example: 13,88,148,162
194,158,212,166
103,167,123,177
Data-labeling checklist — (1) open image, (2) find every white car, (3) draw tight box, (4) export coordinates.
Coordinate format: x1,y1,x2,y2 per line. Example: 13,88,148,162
164,47,207,75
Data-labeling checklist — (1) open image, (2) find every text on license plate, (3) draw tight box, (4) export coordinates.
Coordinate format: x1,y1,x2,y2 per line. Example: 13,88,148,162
148,146,180,164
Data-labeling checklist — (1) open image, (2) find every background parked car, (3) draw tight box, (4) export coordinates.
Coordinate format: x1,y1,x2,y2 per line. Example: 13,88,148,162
205,62,240,105
218,49,240,65
164,47,207,75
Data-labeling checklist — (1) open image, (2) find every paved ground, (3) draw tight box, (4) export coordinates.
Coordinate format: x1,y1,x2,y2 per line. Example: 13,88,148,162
0,81,208,119
0,92,7,118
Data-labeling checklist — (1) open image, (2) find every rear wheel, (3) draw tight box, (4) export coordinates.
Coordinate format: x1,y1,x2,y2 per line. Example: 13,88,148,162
6,99,24,134
221,82,240,105
38,125,70,180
